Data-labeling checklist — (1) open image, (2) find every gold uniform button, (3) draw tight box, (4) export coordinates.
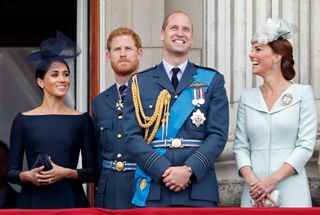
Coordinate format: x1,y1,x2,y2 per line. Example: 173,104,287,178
117,134,122,139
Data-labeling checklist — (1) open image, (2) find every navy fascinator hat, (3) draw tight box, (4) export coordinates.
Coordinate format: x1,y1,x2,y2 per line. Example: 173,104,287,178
27,31,81,71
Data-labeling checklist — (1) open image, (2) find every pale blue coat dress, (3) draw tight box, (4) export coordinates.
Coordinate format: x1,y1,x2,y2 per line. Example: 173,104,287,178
234,84,317,207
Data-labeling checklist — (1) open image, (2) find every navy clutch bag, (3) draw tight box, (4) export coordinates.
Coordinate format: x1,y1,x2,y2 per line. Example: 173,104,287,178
32,153,53,171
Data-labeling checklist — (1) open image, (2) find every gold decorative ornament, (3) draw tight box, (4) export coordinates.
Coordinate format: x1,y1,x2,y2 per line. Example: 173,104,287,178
189,82,207,88
132,75,171,143
140,178,147,191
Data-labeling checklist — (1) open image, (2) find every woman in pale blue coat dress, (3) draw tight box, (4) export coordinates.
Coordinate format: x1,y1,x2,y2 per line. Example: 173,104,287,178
233,18,317,207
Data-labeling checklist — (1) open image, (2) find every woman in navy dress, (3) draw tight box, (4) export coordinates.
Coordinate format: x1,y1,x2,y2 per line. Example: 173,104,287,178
7,32,97,209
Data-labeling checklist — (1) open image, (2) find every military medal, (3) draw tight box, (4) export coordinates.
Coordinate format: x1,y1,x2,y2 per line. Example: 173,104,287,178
116,99,123,111
192,88,205,106
192,99,198,105
190,109,206,128
191,88,206,127
117,85,127,111
281,93,293,106
192,89,198,105
198,88,205,105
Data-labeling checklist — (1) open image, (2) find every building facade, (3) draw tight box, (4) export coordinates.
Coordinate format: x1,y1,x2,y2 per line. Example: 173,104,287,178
1,0,319,206
94,0,320,206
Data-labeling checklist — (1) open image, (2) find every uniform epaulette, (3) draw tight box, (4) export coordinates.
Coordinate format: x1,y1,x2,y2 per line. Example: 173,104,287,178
137,64,158,75
129,65,158,80
193,64,218,73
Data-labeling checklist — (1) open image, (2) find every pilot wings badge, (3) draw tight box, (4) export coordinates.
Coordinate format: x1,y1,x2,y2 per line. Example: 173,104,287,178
189,82,207,88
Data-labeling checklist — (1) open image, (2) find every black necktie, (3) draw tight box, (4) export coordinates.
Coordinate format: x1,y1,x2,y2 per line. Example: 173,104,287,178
171,68,180,90
119,85,127,101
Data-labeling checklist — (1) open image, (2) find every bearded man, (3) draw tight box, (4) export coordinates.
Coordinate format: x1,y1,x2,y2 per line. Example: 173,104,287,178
92,27,143,209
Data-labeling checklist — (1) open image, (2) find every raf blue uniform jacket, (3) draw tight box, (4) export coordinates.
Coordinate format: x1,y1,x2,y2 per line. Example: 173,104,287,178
123,61,229,207
92,84,136,209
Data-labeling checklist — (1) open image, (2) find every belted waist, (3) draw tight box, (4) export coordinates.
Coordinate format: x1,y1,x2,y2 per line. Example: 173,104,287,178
102,160,137,171
150,138,202,148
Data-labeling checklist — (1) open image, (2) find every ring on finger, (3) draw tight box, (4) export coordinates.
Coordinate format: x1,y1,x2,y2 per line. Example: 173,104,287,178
257,191,262,196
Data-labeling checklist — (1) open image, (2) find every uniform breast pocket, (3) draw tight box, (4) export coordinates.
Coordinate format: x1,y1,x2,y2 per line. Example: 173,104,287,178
96,120,114,149
142,98,156,117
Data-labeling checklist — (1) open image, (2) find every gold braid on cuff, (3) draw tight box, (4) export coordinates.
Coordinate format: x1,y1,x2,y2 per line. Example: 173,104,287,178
132,75,171,144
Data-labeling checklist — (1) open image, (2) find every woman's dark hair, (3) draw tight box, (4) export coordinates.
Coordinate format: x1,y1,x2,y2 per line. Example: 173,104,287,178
268,39,295,80
35,60,70,90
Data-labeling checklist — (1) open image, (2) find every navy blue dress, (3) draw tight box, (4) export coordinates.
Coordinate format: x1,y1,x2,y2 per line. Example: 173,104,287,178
7,112,97,209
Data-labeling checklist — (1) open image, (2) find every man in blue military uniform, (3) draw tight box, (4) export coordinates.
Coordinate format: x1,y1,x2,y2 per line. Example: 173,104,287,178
92,27,143,209
123,11,229,207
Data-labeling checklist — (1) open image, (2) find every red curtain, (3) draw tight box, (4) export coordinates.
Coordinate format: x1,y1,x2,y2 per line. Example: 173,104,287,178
1,207,320,215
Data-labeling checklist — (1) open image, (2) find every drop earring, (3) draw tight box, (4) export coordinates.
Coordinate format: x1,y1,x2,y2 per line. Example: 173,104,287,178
272,62,278,69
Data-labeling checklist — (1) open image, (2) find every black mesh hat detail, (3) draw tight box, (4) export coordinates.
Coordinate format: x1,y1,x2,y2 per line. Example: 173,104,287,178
27,31,81,71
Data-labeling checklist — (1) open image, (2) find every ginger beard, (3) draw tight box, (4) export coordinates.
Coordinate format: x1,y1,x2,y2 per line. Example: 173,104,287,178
111,58,139,77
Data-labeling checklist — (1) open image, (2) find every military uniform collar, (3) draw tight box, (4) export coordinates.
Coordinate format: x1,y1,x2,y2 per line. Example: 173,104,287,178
162,59,188,80
103,84,118,111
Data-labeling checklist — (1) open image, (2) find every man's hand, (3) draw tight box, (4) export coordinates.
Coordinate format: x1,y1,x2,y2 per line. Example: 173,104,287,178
162,165,192,192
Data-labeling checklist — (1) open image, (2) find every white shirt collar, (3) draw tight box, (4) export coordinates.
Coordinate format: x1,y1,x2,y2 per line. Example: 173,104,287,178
162,59,188,81
116,82,128,90
116,82,128,98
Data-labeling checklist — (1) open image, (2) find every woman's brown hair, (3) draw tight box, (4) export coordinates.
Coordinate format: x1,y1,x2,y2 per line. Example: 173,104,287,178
268,39,295,80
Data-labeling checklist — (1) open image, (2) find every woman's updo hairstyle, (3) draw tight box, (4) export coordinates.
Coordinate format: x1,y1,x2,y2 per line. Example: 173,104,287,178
27,31,81,90
268,39,295,80
251,18,298,80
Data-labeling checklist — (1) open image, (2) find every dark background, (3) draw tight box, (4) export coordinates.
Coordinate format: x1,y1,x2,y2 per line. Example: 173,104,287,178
0,0,76,46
